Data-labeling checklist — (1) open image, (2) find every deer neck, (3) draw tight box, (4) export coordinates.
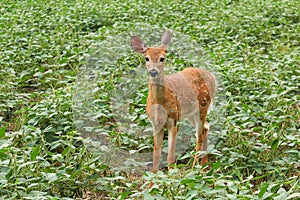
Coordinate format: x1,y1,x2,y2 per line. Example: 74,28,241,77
149,76,166,104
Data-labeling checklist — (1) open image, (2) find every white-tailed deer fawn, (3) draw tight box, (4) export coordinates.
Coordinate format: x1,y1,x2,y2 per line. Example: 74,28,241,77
131,30,217,175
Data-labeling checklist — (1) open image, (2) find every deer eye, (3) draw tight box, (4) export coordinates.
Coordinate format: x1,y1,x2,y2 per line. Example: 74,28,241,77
159,57,165,62
145,57,150,62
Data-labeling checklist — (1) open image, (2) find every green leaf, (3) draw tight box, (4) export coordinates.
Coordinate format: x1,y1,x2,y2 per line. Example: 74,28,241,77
180,178,196,184
119,191,131,199
258,184,268,198
148,187,160,195
212,160,221,170
0,127,6,138
62,147,70,157
5,169,13,179
271,184,281,193
31,146,40,161
271,139,280,150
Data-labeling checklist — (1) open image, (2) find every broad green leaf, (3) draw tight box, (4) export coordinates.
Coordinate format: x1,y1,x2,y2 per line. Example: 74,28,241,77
180,178,196,184
258,184,268,198
0,127,6,138
31,146,40,161
271,139,280,150
62,147,70,157
212,160,221,170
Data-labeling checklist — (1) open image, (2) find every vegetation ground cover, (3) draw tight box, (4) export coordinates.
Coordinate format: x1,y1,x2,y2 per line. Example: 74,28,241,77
0,0,299,199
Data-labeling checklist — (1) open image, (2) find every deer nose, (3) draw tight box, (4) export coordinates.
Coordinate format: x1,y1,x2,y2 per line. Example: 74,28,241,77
149,69,158,77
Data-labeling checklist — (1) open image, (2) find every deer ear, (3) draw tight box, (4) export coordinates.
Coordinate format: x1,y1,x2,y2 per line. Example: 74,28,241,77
161,30,171,49
131,36,147,53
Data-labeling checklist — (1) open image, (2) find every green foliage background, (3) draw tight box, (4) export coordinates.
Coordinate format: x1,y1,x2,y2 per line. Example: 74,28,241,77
0,0,299,199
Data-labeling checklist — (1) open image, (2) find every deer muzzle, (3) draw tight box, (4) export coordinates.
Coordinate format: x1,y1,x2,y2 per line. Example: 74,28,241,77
149,69,159,77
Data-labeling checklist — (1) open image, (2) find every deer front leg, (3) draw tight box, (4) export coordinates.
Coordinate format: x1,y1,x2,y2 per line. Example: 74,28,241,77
167,119,177,169
152,128,164,173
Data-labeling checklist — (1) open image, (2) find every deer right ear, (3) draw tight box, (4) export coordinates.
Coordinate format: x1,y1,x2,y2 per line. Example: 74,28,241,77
161,30,171,49
131,36,147,54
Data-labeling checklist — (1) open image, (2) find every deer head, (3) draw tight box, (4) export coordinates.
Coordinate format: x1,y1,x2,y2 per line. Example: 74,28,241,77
131,30,171,82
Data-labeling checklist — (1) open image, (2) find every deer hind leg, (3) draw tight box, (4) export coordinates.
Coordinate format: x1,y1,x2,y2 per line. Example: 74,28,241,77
152,128,164,173
201,121,209,165
191,114,209,168
166,119,177,169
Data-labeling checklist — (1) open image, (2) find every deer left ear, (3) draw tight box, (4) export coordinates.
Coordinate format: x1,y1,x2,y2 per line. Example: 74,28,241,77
161,30,171,50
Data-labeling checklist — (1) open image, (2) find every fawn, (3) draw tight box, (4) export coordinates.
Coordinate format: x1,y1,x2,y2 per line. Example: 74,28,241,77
130,30,217,175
